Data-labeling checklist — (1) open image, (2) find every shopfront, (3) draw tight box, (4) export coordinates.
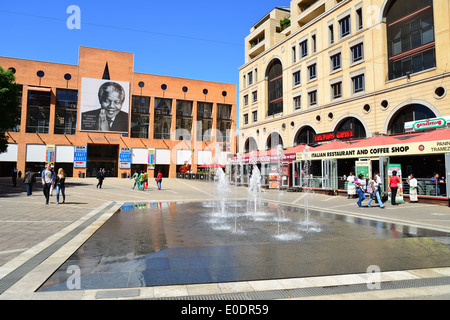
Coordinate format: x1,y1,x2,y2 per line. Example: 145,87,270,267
230,129,450,203
293,129,450,200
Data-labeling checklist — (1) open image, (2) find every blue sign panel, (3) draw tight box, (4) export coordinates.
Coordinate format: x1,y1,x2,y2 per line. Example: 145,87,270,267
119,147,131,169
74,145,87,168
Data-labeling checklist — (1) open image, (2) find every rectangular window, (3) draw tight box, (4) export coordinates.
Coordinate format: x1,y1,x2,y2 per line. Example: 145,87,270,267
312,34,317,53
176,100,193,141
351,43,364,63
243,113,248,125
331,82,342,99
356,8,363,30
329,24,334,44
243,94,249,106
130,96,150,139
7,85,22,132
252,110,257,122
252,91,258,103
130,115,149,138
293,71,301,86
308,64,317,81
217,104,232,144
248,71,253,86
293,96,301,110
154,98,172,139
26,90,51,134
196,102,213,141
308,90,317,107
352,74,365,93
55,89,78,135
339,15,351,38
300,40,308,58
331,53,341,71
292,45,297,63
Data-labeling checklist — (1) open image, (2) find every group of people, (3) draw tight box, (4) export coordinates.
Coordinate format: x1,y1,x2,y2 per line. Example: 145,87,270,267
130,170,163,190
347,172,385,208
347,170,422,207
23,164,67,205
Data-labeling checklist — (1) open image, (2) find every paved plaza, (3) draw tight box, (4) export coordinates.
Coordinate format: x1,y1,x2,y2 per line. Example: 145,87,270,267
0,176,449,300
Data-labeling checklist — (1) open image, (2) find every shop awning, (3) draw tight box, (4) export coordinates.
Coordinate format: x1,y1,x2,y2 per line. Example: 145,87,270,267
197,164,225,169
230,129,450,164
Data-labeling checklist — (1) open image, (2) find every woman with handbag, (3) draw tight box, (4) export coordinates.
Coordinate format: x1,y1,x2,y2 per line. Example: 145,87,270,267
367,175,385,208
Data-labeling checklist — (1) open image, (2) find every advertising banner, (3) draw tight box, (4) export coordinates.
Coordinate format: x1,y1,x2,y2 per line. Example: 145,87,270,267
355,160,371,179
80,78,130,133
119,147,132,169
269,165,279,189
148,148,155,169
387,164,403,203
46,145,55,165
74,145,87,168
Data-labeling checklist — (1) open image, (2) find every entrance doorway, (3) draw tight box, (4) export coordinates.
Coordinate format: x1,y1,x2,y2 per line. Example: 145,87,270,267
87,144,118,177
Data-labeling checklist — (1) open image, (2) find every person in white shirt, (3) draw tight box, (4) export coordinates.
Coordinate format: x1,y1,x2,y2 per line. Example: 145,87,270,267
347,172,356,199
408,174,418,202
368,174,385,208
41,164,55,205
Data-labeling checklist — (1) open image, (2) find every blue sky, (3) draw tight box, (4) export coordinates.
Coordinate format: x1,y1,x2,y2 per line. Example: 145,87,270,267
0,1,289,107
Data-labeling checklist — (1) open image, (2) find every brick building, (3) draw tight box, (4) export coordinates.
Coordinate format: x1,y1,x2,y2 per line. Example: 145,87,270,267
0,47,236,178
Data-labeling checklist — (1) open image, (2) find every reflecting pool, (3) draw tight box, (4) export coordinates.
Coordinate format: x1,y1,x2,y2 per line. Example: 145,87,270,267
39,201,450,291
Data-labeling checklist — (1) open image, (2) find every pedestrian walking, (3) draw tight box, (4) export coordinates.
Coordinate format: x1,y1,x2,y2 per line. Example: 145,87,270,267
130,170,139,189
49,167,56,196
355,174,366,207
138,170,146,191
55,168,66,204
144,171,148,189
96,168,105,188
23,168,36,196
155,170,163,190
375,172,383,201
367,175,385,208
41,164,55,204
408,174,418,202
389,170,400,205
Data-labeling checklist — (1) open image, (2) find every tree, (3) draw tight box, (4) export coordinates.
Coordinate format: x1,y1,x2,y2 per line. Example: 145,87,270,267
0,66,20,153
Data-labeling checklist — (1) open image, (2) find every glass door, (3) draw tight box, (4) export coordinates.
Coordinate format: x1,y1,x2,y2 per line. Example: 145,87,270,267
322,159,338,190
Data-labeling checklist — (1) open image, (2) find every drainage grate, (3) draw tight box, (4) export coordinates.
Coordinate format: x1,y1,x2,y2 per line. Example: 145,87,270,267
0,202,117,295
143,276,450,300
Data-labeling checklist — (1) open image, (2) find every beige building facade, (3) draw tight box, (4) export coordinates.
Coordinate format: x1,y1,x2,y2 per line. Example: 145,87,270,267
239,0,450,153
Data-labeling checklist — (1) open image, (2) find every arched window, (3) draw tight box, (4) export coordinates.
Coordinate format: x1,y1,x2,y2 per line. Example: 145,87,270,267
266,132,283,150
335,117,366,140
388,104,436,135
243,137,258,154
266,59,283,116
385,0,435,80
294,126,316,146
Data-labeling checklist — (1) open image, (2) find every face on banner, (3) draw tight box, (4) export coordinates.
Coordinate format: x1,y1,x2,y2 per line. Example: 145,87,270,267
80,78,130,133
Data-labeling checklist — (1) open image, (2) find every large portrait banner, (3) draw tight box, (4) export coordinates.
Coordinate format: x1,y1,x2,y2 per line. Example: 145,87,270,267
80,78,130,133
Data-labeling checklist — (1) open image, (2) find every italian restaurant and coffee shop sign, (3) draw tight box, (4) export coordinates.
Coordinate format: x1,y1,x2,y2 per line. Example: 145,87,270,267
296,139,450,161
